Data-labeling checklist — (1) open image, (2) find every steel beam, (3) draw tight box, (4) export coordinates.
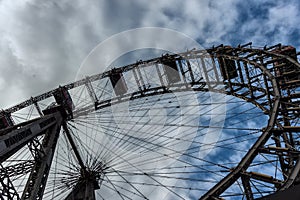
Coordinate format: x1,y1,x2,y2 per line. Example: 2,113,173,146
21,112,62,200
241,175,254,200
64,175,98,200
0,161,34,178
0,114,60,163
200,72,280,199
85,76,98,103
62,122,86,170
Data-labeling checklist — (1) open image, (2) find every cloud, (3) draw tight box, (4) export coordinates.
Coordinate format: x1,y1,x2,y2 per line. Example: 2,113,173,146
1,0,299,108
0,0,106,107
237,0,300,46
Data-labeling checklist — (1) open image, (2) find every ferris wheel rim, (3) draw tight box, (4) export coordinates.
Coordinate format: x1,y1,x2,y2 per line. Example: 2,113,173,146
1,44,300,199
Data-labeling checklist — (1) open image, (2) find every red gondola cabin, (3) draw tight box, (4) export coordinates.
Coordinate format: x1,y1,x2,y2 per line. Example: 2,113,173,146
217,46,238,80
53,87,74,119
0,111,14,129
271,46,299,87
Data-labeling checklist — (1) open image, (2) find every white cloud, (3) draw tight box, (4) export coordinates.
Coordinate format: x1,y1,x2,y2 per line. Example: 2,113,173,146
239,0,300,46
0,0,245,108
6,0,300,108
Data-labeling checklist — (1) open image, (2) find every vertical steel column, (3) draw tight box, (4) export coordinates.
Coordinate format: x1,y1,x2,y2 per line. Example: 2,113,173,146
136,66,147,90
21,113,62,200
85,76,99,103
177,60,189,88
186,60,195,83
132,67,144,93
241,175,254,200
243,61,254,98
32,97,43,117
64,179,98,200
155,64,165,89
200,57,212,89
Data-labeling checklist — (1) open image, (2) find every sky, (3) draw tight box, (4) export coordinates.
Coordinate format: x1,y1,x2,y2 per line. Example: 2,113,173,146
0,0,300,109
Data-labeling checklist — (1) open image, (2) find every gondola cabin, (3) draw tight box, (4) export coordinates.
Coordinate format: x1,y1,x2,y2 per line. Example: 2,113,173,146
271,46,299,87
272,46,297,60
109,70,128,96
0,111,14,129
162,58,181,84
217,46,238,80
53,87,74,119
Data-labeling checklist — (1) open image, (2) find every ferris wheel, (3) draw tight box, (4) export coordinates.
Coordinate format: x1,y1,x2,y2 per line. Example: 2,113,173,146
0,43,299,200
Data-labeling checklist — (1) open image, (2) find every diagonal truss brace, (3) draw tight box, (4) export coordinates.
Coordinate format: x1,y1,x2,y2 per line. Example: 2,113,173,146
0,164,20,200
241,175,254,200
0,114,59,163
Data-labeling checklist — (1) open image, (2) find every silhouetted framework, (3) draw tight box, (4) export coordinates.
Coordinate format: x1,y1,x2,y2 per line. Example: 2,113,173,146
0,43,299,199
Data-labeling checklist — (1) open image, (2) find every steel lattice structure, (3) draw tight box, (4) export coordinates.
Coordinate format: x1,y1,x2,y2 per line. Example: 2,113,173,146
0,43,299,199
